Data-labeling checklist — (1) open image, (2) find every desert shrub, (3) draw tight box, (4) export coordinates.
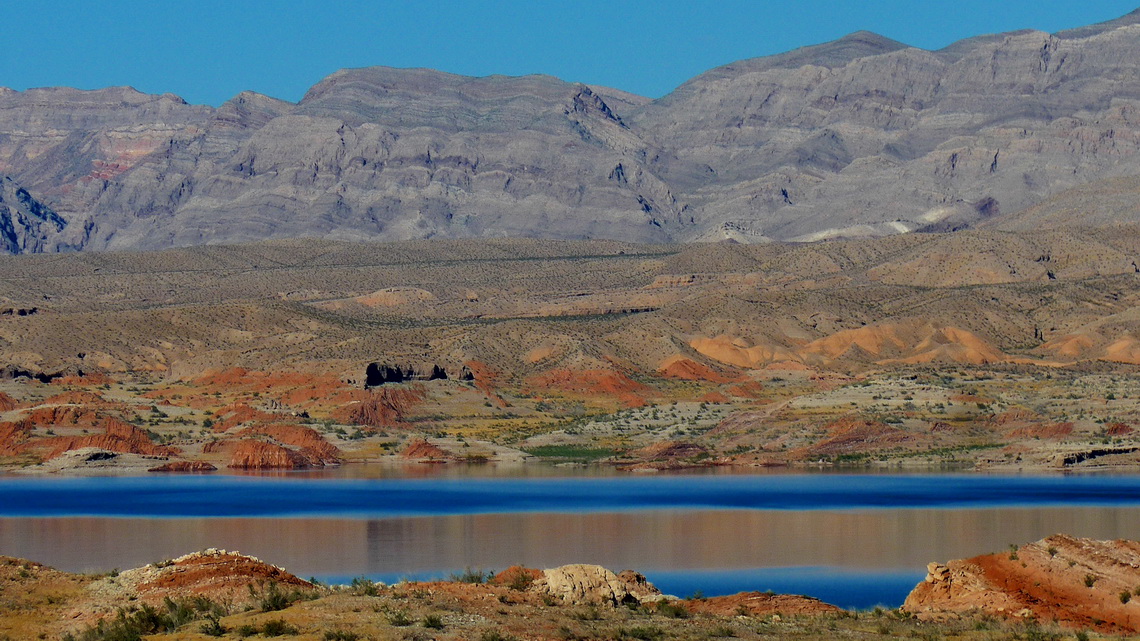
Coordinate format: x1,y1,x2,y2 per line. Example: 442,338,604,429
655,600,690,619
351,576,380,596
261,618,299,636
387,610,413,626
422,614,445,629
200,616,226,636
449,567,494,584
324,631,361,641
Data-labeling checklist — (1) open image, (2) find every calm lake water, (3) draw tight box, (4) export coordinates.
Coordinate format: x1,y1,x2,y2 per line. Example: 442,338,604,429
3,472,1140,608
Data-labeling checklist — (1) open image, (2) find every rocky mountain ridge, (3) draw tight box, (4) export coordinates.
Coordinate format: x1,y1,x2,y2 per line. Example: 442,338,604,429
5,10,1140,252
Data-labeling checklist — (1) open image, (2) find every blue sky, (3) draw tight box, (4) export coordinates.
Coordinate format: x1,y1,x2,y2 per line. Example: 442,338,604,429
3,1,1138,106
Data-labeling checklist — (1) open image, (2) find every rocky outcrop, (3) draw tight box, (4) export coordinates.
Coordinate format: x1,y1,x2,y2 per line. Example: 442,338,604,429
365,363,460,386
227,440,312,469
904,535,1140,632
686,592,842,617
42,417,175,460
240,424,341,465
400,437,453,461
0,392,17,412
0,175,66,254
116,548,310,602
337,385,426,428
531,564,663,606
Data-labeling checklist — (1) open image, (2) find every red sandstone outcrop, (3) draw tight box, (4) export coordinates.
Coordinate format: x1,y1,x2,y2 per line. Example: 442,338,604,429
657,355,740,383
43,417,175,460
1108,422,1135,436
903,535,1140,632
686,592,842,617
117,549,310,602
240,424,341,465
337,385,427,428
42,391,109,406
400,438,453,461
0,392,18,412
227,440,312,469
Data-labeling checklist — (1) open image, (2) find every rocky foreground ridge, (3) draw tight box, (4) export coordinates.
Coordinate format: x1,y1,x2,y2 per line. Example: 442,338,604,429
6,10,1140,251
3,536,1137,639
906,534,1140,633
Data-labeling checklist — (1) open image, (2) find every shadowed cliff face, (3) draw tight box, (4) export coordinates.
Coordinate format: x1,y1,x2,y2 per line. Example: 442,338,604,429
0,176,67,254
5,11,1140,253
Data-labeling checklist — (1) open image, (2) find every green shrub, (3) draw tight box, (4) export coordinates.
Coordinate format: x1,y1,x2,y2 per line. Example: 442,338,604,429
261,618,299,636
422,614,445,629
449,567,494,584
387,610,413,626
655,601,689,619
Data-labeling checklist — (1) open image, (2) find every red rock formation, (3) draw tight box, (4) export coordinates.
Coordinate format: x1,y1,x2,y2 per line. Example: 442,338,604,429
42,391,108,406
227,440,311,469
211,402,277,431
1108,422,1135,436
699,391,730,403
123,549,310,601
726,381,765,398
1009,422,1074,439
904,535,1140,633
0,392,18,412
686,592,841,617
147,461,218,473
240,424,341,465
657,356,740,383
528,369,651,408
42,417,176,460
0,421,29,455
336,385,426,428
798,417,928,458
19,405,102,429
400,438,453,460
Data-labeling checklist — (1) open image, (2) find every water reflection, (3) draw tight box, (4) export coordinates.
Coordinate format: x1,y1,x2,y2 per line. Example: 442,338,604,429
3,507,1139,579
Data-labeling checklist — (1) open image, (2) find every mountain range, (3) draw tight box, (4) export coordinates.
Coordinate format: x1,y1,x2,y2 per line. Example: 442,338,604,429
4,9,1140,253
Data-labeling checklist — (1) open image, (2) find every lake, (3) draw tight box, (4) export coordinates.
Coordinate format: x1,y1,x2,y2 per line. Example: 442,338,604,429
2,472,1140,609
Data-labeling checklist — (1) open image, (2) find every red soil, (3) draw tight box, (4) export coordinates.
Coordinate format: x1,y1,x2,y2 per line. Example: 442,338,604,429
1108,422,1134,436
0,392,18,412
726,381,765,398
528,368,651,408
1009,422,1074,439
904,535,1140,633
685,592,841,617
699,391,730,403
132,550,311,600
657,356,740,383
